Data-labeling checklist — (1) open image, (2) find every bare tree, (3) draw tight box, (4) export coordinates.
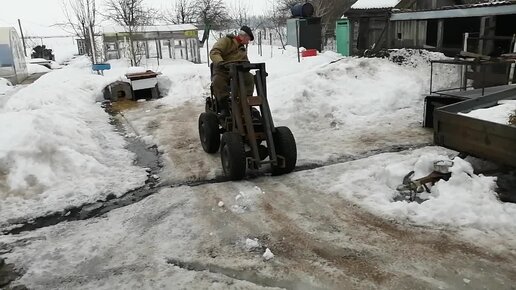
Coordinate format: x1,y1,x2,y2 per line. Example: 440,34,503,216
61,0,98,63
163,0,197,24
194,0,230,30
104,0,155,66
228,0,250,28
313,0,353,42
264,0,289,49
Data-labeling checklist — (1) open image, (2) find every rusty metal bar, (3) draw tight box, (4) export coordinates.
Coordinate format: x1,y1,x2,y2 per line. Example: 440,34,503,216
238,69,261,168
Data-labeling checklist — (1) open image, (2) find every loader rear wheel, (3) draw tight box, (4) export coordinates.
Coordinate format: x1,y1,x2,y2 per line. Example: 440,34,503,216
220,132,246,180
199,112,220,153
271,126,297,176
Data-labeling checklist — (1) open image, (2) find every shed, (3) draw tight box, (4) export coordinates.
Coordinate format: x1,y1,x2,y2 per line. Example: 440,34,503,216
102,24,201,64
344,0,516,56
0,27,28,84
390,1,516,56
344,0,404,55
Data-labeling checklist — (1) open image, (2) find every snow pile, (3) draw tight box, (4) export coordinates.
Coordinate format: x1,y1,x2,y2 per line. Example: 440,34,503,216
461,100,516,125
245,238,260,250
389,49,459,91
265,48,451,132
153,59,210,108
352,0,401,9
126,66,148,74
0,77,12,95
27,64,51,74
319,147,516,232
0,57,148,225
263,248,274,261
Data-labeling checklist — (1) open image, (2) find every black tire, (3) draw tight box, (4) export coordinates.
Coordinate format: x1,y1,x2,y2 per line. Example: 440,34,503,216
220,132,246,180
205,96,214,112
271,126,297,176
199,112,220,153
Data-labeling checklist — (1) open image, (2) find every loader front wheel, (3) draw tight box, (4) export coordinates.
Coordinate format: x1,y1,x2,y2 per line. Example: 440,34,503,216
271,126,297,176
199,112,220,153
220,132,246,180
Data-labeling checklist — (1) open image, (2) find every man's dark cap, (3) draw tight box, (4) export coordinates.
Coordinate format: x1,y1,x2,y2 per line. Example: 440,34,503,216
240,25,254,41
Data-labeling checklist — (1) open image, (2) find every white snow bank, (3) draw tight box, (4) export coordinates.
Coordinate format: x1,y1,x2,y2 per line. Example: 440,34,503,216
152,60,209,108
50,61,62,69
303,146,516,233
27,64,51,74
461,100,516,125
352,0,401,9
126,66,148,74
122,47,451,164
265,49,453,132
0,56,148,225
0,77,12,94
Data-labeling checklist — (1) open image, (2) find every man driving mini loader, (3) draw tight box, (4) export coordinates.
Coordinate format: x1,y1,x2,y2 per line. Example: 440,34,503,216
209,25,255,116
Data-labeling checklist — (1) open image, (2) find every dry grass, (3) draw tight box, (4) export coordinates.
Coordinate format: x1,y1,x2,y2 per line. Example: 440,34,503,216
510,111,516,125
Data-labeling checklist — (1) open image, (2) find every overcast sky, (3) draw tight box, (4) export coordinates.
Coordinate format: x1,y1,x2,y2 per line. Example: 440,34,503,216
0,0,270,36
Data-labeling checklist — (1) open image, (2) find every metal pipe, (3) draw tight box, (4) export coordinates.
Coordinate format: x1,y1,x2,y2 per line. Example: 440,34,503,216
17,19,27,56
296,20,300,63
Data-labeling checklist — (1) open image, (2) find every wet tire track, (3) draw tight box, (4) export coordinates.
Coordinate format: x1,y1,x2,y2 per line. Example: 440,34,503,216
1,142,430,235
166,258,324,290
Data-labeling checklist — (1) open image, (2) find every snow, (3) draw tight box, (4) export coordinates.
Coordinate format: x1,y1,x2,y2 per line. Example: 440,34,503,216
3,37,507,234
304,146,516,234
0,56,148,225
126,66,148,74
140,42,513,235
25,36,79,64
27,64,51,75
111,44,513,238
263,248,275,261
1,33,516,288
0,77,12,95
245,238,260,250
352,0,402,9
461,100,516,125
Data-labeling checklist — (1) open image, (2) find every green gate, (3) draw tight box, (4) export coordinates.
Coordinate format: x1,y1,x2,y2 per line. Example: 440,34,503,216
336,19,350,56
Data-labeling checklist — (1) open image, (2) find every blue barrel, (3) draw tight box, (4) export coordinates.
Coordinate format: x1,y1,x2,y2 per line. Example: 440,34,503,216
291,3,314,18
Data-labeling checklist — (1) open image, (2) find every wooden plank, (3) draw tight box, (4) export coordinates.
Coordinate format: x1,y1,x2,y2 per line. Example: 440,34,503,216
459,51,491,60
247,96,263,106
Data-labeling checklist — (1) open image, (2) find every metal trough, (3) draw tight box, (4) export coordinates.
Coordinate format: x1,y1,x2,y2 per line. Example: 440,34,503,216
433,86,516,167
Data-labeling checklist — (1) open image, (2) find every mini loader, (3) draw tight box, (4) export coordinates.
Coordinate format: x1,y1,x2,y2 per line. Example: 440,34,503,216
198,61,297,180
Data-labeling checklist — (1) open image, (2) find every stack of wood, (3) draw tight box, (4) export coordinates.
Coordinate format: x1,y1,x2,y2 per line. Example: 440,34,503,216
501,53,516,60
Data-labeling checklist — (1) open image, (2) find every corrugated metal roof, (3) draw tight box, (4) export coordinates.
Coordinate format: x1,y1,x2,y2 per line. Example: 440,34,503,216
102,24,198,34
351,0,402,9
409,0,515,12
391,2,516,20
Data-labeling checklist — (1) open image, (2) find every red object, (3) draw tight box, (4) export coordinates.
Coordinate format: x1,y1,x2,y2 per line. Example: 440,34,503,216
301,49,318,57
